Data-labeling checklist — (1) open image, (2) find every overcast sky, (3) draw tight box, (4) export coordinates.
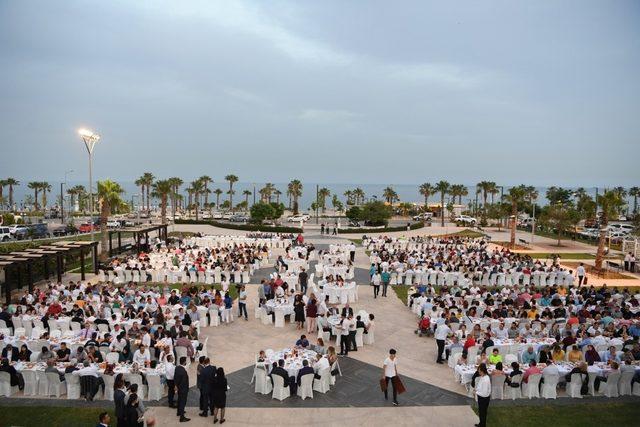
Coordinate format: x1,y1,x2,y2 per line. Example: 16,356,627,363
1,0,638,187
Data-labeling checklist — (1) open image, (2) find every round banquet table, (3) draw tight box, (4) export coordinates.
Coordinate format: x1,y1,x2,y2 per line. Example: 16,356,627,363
264,348,318,377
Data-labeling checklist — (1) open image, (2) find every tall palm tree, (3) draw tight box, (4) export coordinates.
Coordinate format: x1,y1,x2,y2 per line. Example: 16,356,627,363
97,180,124,260
27,182,40,210
152,179,173,224
40,182,52,209
5,178,19,211
435,180,450,226
189,179,204,220
141,172,154,212
213,188,223,209
419,183,434,209
274,189,282,205
135,177,146,210
344,190,354,205
382,186,398,204
261,183,276,203
503,185,529,248
288,179,303,214
0,179,7,204
475,181,491,216
595,190,626,270
199,175,213,206
354,188,365,205
167,177,183,219
186,188,194,211
225,174,238,211
242,190,252,210
449,184,468,205
629,186,640,214
318,187,331,212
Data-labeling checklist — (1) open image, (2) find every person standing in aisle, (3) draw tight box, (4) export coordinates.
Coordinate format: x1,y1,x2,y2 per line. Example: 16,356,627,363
174,357,190,422
434,320,451,364
381,349,399,406
238,285,248,320
475,363,491,427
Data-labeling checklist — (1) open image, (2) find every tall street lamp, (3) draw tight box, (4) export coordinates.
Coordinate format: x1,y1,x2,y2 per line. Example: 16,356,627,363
79,128,100,242
60,169,73,224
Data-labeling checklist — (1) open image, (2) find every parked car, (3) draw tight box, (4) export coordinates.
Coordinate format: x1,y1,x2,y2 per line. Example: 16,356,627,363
9,224,27,235
106,220,121,228
0,226,12,242
229,214,249,223
347,219,361,228
78,223,99,233
14,223,50,240
412,212,433,221
51,224,79,237
287,215,309,222
212,212,223,220
454,215,477,225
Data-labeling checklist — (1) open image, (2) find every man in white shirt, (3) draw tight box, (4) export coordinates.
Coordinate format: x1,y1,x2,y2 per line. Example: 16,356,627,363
73,360,100,378
576,263,586,286
313,354,330,374
434,318,451,364
133,344,151,366
339,316,351,356
494,323,508,340
165,354,177,408
381,349,399,405
541,361,559,377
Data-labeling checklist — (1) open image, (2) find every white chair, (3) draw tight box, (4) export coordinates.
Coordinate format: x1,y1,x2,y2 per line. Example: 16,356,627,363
30,351,40,362
313,367,331,393
254,302,262,320
102,374,115,401
271,375,290,401
175,346,190,368
106,352,120,364
490,375,506,400
97,323,110,334
261,308,272,325
504,374,522,400
619,369,635,396
22,369,39,396
355,328,364,348
37,371,49,395
568,373,585,398
254,366,272,394
46,372,67,397
199,336,209,358
50,329,62,339
297,374,314,400
274,309,285,328
504,354,518,366
541,374,558,399
125,374,146,400
603,371,620,397
66,373,81,399
633,382,640,397
0,371,18,397
70,322,81,332
146,374,164,401
522,374,541,399
209,308,220,327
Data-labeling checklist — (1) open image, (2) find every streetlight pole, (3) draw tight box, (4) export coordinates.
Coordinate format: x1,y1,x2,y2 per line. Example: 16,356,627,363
60,170,73,224
79,129,100,243
530,195,537,244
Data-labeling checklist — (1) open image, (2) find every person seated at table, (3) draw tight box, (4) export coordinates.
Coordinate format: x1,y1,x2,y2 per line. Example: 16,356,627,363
327,346,338,365
491,361,505,378
567,345,584,363
313,338,326,355
551,345,565,362
488,348,502,365
103,363,115,376
45,359,65,382
445,336,463,361
133,344,151,366
296,359,314,385
56,342,71,362
316,314,331,333
595,361,620,391
584,345,601,365
295,335,310,349
74,346,88,364
476,350,488,365
47,300,63,317
564,361,588,382
257,350,267,363
522,361,542,383
38,346,55,362
505,362,522,386
17,344,32,362
313,353,330,376
175,331,195,360
269,359,290,388
537,346,552,364
1,344,19,362
521,346,537,365
602,346,621,364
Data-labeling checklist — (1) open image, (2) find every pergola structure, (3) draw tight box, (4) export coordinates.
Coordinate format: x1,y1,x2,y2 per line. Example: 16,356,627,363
0,240,99,303
107,224,168,257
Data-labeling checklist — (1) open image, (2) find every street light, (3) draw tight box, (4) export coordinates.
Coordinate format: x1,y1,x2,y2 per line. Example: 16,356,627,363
79,128,100,242
60,169,73,224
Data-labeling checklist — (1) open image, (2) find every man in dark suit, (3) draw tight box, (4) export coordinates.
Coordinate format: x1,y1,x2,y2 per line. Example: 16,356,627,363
114,382,126,427
199,357,216,417
341,304,354,318
96,411,110,427
296,359,314,392
270,359,290,390
1,345,19,362
174,356,190,422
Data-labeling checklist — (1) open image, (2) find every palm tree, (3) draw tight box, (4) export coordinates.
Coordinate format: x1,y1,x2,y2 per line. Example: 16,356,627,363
449,184,468,205
152,180,173,224
242,190,252,210
475,181,491,216
27,182,40,210
503,185,529,248
261,183,276,203
141,172,154,212
213,188,223,209
629,187,640,214
274,189,282,205
5,178,19,211
344,190,354,205
167,177,183,219
318,187,331,212
97,180,124,260
199,175,213,206
0,180,6,204
40,182,52,209
595,190,626,270
382,186,398,204
288,179,303,214
419,183,434,209
435,180,450,226
225,174,238,211
135,177,146,209
354,188,365,205
189,179,204,220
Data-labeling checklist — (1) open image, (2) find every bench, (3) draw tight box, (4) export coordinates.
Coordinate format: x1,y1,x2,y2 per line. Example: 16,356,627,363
606,260,622,272
518,238,530,247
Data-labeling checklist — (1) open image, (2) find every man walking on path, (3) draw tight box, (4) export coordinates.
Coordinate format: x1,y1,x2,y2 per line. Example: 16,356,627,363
381,348,399,406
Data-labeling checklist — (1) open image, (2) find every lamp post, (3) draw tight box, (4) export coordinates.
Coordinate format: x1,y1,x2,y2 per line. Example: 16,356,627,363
60,170,73,224
79,129,100,242
530,194,537,244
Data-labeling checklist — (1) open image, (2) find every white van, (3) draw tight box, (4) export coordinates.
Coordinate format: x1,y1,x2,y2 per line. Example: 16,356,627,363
0,226,12,242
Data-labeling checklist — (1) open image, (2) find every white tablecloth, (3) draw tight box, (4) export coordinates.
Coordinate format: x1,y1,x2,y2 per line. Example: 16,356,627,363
264,348,317,377
322,282,357,304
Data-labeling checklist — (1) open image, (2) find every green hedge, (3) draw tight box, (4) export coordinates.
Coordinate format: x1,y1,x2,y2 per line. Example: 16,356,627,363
175,219,302,233
337,222,424,234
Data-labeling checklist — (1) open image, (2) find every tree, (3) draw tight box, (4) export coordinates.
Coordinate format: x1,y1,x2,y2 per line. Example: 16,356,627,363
27,181,40,210
152,179,172,224
5,178,19,211
274,189,282,205
199,175,213,206
540,203,581,246
382,186,398,204
546,186,573,205
135,177,146,209
595,190,626,270
0,180,6,205
331,194,343,213
629,186,640,214
435,180,450,226
260,183,276,203
398,202,414,217
67,185,85,213
142,172,154,212
354,188,365,205
213,188,223,209
242,190,252,210
225,174,238,211
346,206,362,222
449,184,468,205
575,192,596,222
97,180,124,260
419,183,434,210
318,187,331,213
344,190,354,206
250,202,275,224
359,201,393,226
40,182,51,209
503,185,529,248
167,177,183,219
189,179,204,220
288,179,303,214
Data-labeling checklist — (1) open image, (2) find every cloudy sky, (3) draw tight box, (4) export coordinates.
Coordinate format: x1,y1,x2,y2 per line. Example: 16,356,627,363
1,0,638,187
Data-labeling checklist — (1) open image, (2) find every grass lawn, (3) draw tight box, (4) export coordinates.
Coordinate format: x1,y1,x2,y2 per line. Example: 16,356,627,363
474,402,640,427
517,252,597,260
391,284,410,305
348,238,363,245
0,406,114,427
433,229,487,238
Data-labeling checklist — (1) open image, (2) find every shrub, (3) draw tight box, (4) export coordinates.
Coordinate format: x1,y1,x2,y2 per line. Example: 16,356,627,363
359,201,393,226
337,222,424,234
174,219,302,233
